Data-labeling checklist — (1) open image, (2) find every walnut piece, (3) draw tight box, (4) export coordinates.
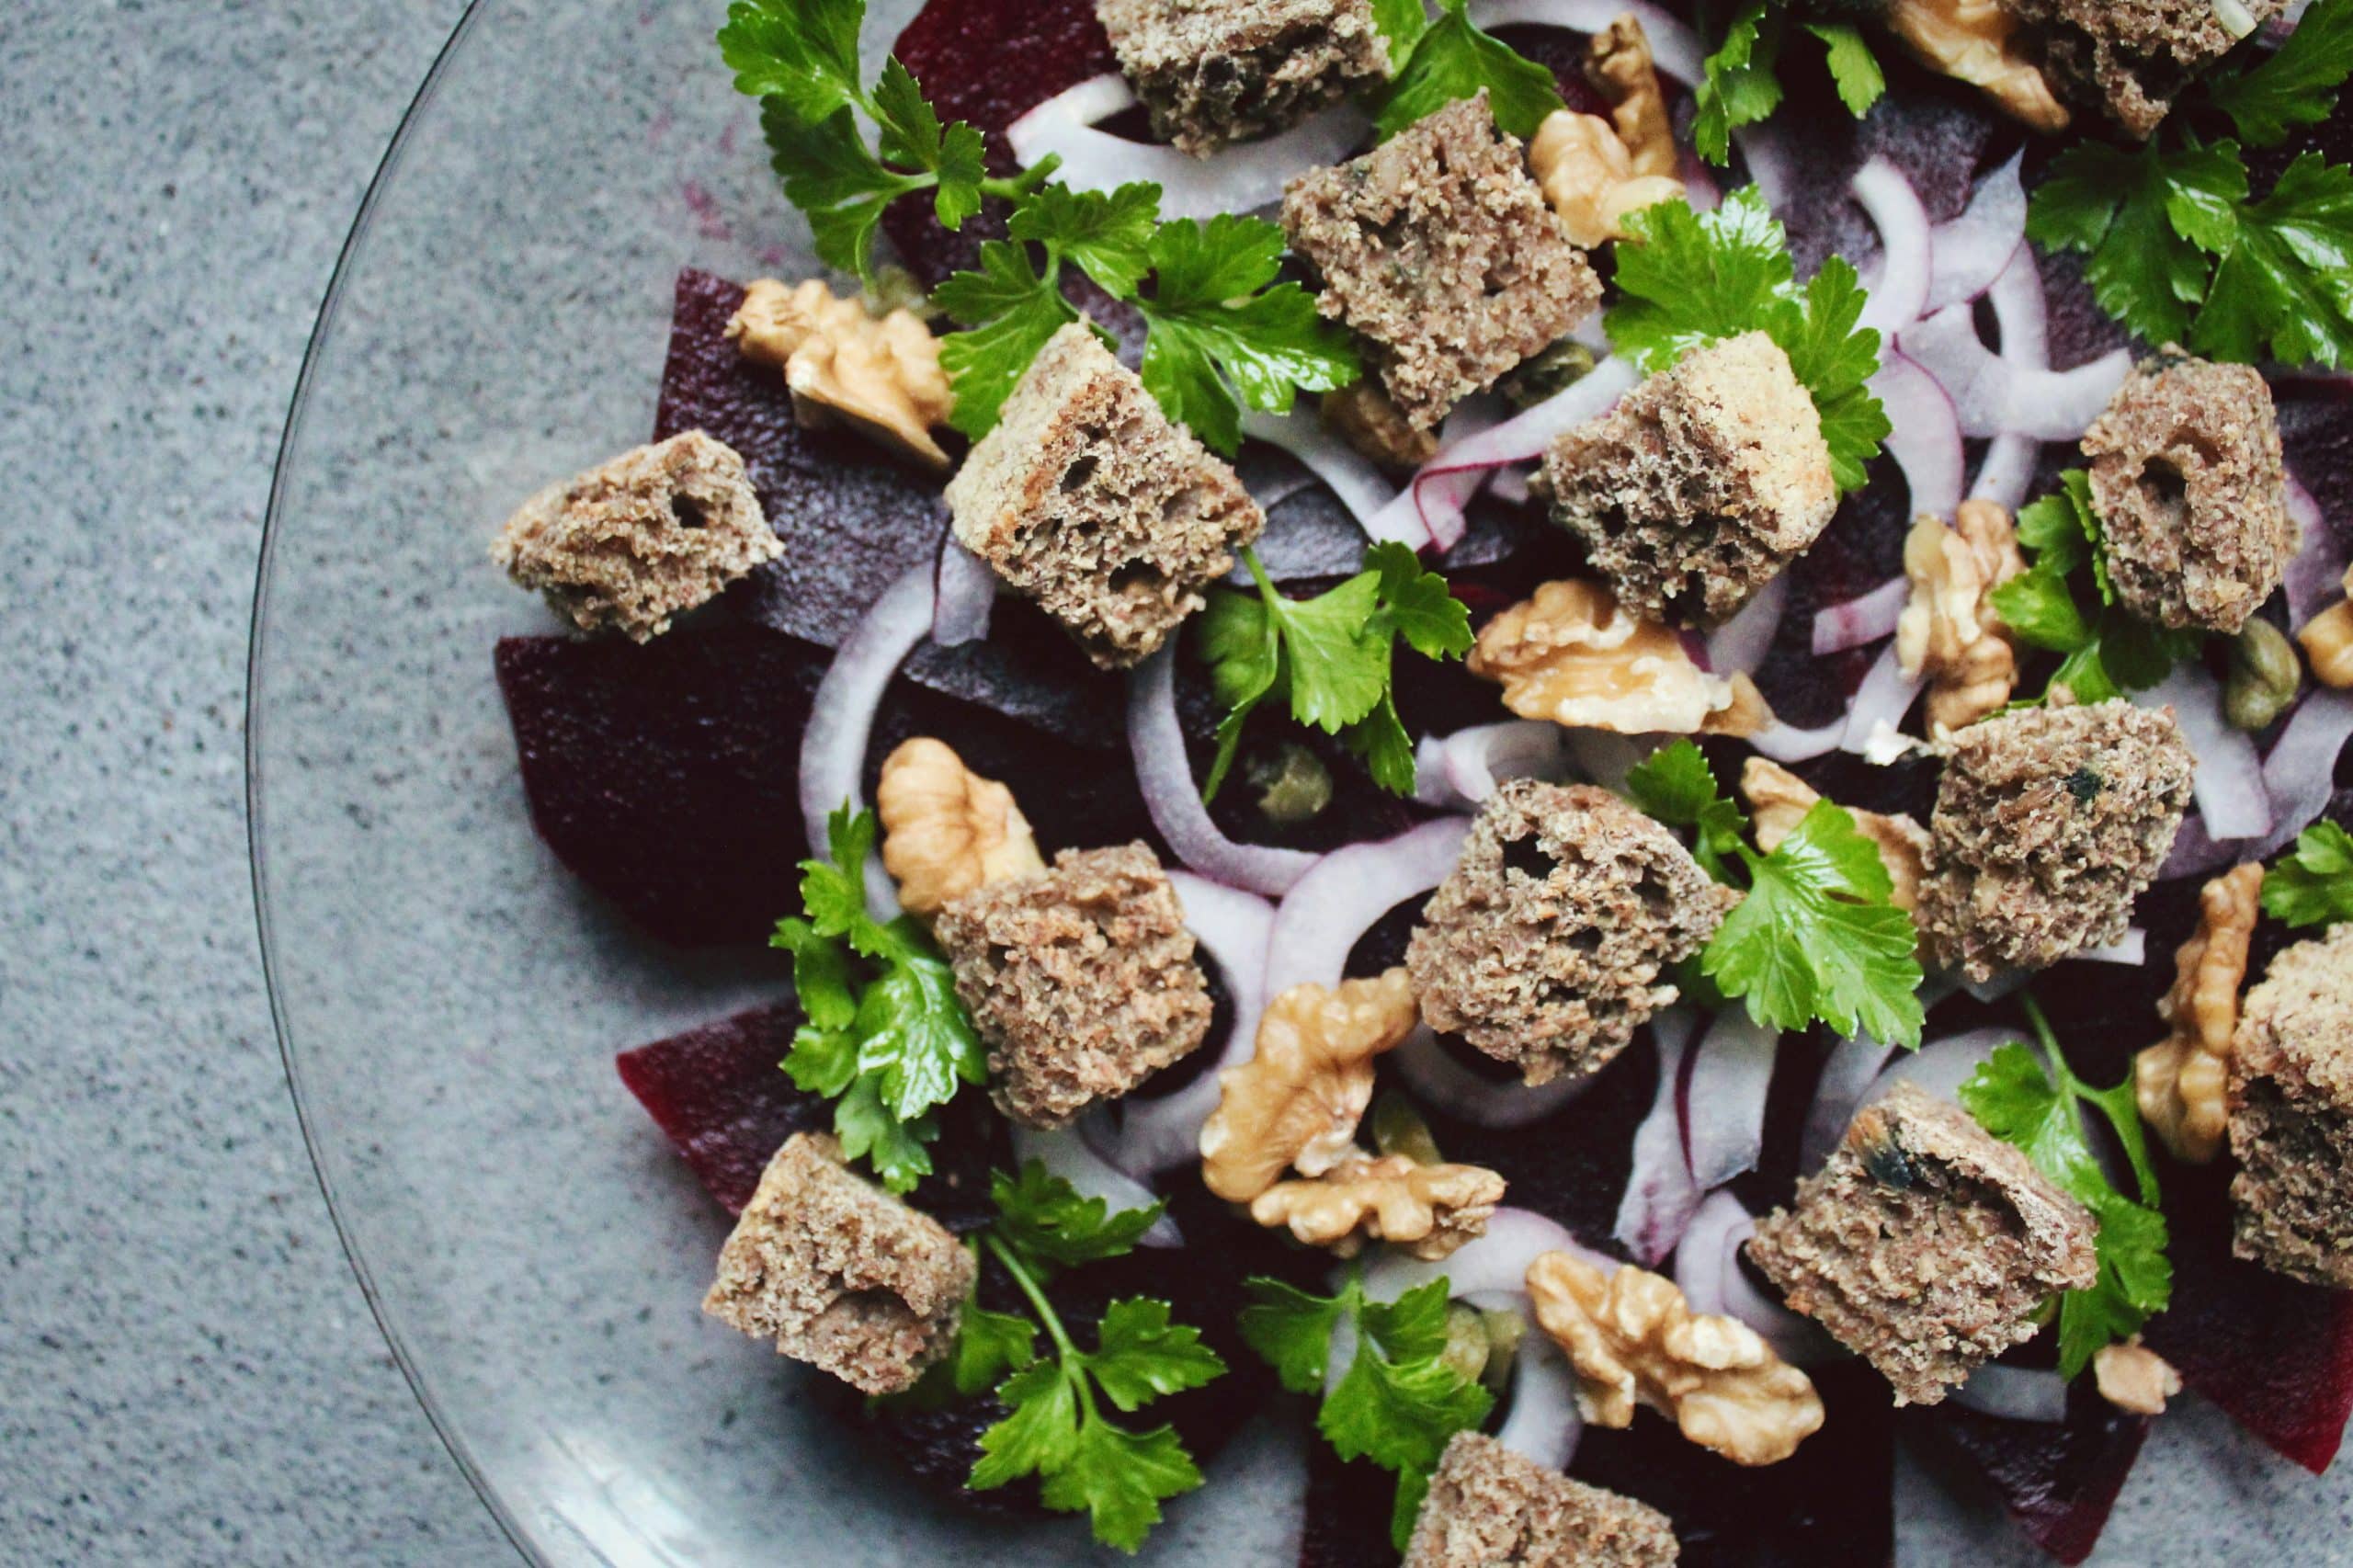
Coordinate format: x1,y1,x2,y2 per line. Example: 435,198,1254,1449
1251,1153,1507,1260
876,738,1046,917
1882,0,2071,132
2298,565,2353,688
2093,1337,2183,1416
1896,502,2028,734
2135,861,2263,1164
1526,1250,1824,1466
1470,578,1771,737
1585,15,1678,180
729,278,954,471
1199,969,1420,1201
1527,112,1684,251
1739,758,1931,910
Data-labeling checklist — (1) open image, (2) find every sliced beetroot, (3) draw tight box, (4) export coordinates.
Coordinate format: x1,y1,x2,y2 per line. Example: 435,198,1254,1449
1298,1445,1399,1568
616,1005,824,1213
2141,1163,2353,1474
1915,1385,2148,1565
2279,391,2353,562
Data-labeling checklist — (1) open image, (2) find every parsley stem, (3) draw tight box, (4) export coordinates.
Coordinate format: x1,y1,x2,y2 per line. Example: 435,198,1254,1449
2018,992,2074,1091
982,1231,1100,1421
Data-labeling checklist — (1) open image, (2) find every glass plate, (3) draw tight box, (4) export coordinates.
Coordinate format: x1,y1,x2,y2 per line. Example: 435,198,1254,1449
249,2,2347,1562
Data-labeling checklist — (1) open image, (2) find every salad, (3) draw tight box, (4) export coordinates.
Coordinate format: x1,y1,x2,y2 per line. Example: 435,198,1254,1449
484,0,2353,1561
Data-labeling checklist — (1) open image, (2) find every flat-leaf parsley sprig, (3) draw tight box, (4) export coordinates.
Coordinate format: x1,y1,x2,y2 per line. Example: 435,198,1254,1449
1958,993,2172,1378
1240,1272,1495,1549
1199,541,1475,801
1625,740,1926,1047
1986,470,2200,705
1607,187,1890,492
1371,0,1565,140
1693,1,1887,165
771,807,986,1193
955,1165,1226,1553
2260,820,2353,927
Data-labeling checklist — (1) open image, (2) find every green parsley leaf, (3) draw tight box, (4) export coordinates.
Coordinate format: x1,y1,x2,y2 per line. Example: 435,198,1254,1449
1376,0,1564,140
2030,142,2222,349
1623,739,1749,882
1370,539,1476,659
1370,0,1434,61
971,1359,1082,1488
2208,0,2353,146
1008,181,1163,300
2193,152,2353,369
1608,189,1886,492
1997,472,2199,706
991,1162,1165,1273
953,1297,1040,1397
2262,821,2353,926
1693,2,1784,165
761,101,927,281
1039,1421,1203,1553
1237,1277,1349,1394
935,241,1084,437
1086,1298,1227,1412
718,0,864,122
1806,21,1887,118
870,57,988,231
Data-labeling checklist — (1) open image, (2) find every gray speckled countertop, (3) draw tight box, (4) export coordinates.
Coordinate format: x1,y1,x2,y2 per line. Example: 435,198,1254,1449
0,2,507,1560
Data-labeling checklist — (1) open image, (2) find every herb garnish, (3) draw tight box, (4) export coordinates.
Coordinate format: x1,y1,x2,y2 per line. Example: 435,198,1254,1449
1372,0,1565,140
1240,1273,1495,1549
1986,471,2200,705
1958,994,2173,1378
954,1165,1226,1553
2027,0,2353,369
1693,2,1887,165
1199,541,1475,801
2261,820,2353,926
1626,740,1926,1046
771,807,986,1193
1607,187,1890,492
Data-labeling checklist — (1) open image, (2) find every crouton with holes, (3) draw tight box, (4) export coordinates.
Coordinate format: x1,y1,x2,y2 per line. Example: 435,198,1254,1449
933,842,1213,1128
2083,351,2292,636
1097,0,1390,157
945,323,1264,669
1916,699,2194,983
1404,1431,1679,1568
1746,1082,2098,1405
493,430,779,642
2229,925,2353,1290
1405,779,1736,1086
702,1132,975,1396
1282,91,1602,431
2009,0,2283,138
1540,332,1836,628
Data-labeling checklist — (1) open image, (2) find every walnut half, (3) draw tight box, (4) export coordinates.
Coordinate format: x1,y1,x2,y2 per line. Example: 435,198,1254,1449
1471,578,1770,737
1199,969,1420,1202
2298,564,2353,688
1251,1153,1507,1260
2134,862,2263,1164
876,738,1046,916
1526,1250,1824,1466
1740,758,1931,911
1882,0,2071,133
2094,1337,2183,1416
729,278,954,472
1896,502,2028,735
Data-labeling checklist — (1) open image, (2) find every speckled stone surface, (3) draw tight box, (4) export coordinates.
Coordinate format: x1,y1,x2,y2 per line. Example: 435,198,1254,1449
0,1,506,1562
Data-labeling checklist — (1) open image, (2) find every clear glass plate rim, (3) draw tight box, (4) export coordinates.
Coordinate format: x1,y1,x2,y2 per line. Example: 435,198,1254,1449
244,1,533,1561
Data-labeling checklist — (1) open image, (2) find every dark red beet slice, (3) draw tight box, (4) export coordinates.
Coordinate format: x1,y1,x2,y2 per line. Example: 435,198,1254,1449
1915,1386,2149,1565
1299,1446,1401,1568
2142,1163,2353,1474
616,1004,824,1212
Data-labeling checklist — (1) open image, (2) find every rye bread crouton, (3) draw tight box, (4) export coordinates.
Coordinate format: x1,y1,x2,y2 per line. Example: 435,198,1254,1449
1406,779,1736,1085
2009,0,2282,139
945,323,1263,669
1404,1431,1679,1567
934,842,1213,1128
1096,0,1389,156
1540,332,1837,629
2229,925,2353,1290
1282,92,1602,431
703,1132,974,1396
1746,1082,2099,1405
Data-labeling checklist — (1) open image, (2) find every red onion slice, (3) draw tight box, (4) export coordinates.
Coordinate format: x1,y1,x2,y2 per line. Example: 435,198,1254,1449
1923,151,2028,314
800,566,935,915
1900,305,2131,441
1802,1033,1902,1173
1363,1207,1610,1304
1965,249,2051,512
1839,641,1925,755
1813,576,1910,655
1010,1123,1185,1248
1495,1331,1584,1471
1745,715,1849,764
932,534,996,647
1853,158,1933,337
1863,1027,2016,1110
1413,721,1569,811
1240,406,1418,547
1469,0,1705,81
1949,1364,2072,1424
1095,869,1275,1176
1613,1008,1703,1266
1006,75,1370,220
2074,928,2147,966
2284,474,2343,631
1682,1010,1780,1192
1393,1024,1594,1129
1733,124,1793,212
1872,352,1966,522
1127,648,1320,898
1677,1190,1826,1364
2256,689,2353,857
1263,816,1472,995
1707,572,1789,677
1406,402,1507,552
2148,664,2272,841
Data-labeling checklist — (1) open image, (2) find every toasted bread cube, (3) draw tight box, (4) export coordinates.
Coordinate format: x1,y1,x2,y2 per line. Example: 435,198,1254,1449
2009,0,2283,138
1282,92,1601,431
945,323,1263,669
703,1133,974,1396
934,843,1213,1128
1540,333,1836,629
1404,1432,1679,1567
493,430,779,642
1096,0,1389,156
2230,925,2353,1290
1748,1083,2098,1405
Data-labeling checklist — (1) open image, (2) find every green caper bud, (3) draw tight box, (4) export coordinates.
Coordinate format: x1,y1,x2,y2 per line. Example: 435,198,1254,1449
1250,743,1334,824
1440,1303,1492,1386
2225,618,2301,732
1477,1308,1526,1393
1370,1090,1444,1166
1498,338,1597,410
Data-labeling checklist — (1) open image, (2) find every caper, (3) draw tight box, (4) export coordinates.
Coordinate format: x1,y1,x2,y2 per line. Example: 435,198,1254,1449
1498,338,1597,410
1440,1303,1492,1387
2225,618,2302,732
1370,1089,1444,1166
1250,743,1334,824
1477,1308,1526,1393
